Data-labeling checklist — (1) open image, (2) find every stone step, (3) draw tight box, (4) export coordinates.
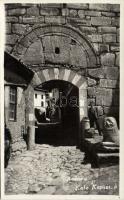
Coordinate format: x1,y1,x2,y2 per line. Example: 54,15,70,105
97,153,119,157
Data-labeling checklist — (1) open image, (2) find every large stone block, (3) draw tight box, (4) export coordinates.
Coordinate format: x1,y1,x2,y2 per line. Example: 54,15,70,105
100,79,119,88
117,28,120,43
89,4,111,11
89,4,120,12
87,34,102,43
88,68,105,79
40,8,60,16
78,10,85,18
62,8,69,16
6,34,19,45
12,24,27,35
105,67,119,80
112,89,119,106
69,9,78,17
7,8,26,16
40,3,62,8
101,12,116,17
6,23,11,34
96,88,113,106
88,67,119,80
103,34,116,43
91,17,111,26
115,52,119,67
99,44,109,53
6,16,18,23
104,106,119,115
101,53,115,67
110,4,120,12
67,17,91,26
27,6,40,16
112,17,120,27
45,16,66,24
66,4,88,9
22,16,44,24
79,26,96,34
110,45,119,52
85,10,101,16
98,27,116,33
87,77,97,86
88,87,96,97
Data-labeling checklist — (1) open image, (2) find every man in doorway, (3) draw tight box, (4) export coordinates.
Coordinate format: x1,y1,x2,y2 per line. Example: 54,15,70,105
88,102,102,136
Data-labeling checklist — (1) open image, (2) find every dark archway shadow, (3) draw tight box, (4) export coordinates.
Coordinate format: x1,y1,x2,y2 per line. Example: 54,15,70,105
35,80,80,147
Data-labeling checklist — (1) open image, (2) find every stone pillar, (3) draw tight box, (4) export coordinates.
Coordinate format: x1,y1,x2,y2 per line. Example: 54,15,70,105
79,88,88,145
25,85,35,150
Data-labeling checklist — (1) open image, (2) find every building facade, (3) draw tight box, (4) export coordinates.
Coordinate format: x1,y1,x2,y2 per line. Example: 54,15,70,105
4,3,120,151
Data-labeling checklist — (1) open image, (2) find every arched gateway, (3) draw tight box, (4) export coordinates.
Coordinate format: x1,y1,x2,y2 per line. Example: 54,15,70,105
11,25,98,149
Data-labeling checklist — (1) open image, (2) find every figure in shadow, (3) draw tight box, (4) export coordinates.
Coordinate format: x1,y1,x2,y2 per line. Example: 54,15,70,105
4,124,12,168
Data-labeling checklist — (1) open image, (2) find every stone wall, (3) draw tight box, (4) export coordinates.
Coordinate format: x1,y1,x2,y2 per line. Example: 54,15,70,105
5,3,120,124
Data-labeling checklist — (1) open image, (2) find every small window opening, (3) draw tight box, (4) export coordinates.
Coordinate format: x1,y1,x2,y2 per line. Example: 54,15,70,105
55,47,60,54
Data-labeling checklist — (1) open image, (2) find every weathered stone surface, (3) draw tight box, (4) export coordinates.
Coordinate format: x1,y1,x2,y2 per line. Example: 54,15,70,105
87,77,97,86
79,26,96,33
7,8,26,16
40,3,62,8
6,34,19,45
112,18,120,27
103,34,116,43
62,8,69,16
89,4,119,12
101,53,115,67
110,45,119,52
98,27,116,33
22,16,44,24
40,8,60,16
27,6,40,16
88,98,95,106
104,106,119,116
67,4,88,9
12,24,27,35
45,16,66,24
96,88,113,106
92,43,99,53
69,9,78,17
78,10,85,18
88,68,104,79
101,12,116,17
88,67,119,80
99,44,109,53
5,45,13,53
117,28,120,43
100,79,119,88
88,87,96,97
115,53,119,67
6,16,19,23
6,23,11,34
91,17,111,26
87,34,102,43
105,67,119,80
85,10,101,16
67,17,91,26
110,4,120,12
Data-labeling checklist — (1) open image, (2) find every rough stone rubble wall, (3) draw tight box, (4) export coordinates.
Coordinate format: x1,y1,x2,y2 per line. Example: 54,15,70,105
5,3,120,123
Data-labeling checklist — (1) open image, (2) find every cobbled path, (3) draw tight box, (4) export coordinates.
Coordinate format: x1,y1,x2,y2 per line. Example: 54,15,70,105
5,144,119,195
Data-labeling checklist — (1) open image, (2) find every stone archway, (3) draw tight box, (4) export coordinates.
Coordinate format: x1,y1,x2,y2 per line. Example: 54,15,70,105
10,24,98,149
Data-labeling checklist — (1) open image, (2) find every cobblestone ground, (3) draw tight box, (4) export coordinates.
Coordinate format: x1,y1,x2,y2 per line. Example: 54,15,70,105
5,144,119,195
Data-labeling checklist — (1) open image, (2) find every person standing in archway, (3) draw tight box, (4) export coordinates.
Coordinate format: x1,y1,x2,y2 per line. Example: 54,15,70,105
88,102,102,136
